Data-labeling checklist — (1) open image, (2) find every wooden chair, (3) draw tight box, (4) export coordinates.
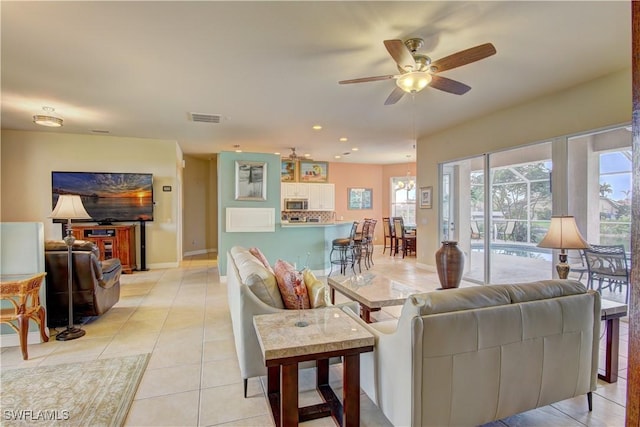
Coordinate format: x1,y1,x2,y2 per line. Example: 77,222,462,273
382,217,394,254
0,273,48,360
393,217,416,258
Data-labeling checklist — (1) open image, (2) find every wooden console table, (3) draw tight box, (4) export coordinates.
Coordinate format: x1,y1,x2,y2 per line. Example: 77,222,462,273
254,308,374,426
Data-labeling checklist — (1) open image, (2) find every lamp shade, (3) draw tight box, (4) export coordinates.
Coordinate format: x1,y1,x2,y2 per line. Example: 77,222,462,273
396,71,432,93
537,216,589,249
50,195,92,220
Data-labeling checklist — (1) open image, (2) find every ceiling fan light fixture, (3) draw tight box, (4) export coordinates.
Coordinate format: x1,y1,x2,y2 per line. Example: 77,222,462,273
396,71,432,93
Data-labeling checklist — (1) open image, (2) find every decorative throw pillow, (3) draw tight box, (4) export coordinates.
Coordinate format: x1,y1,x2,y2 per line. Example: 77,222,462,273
303,269,330,308
231,246,284,308
249,247,274,274
273,259,310,309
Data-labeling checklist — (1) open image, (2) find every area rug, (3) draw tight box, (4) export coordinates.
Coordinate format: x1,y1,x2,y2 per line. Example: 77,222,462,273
0,353,149,427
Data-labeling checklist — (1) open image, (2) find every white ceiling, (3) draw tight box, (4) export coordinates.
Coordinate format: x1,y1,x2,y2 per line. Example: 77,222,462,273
1,1,631,164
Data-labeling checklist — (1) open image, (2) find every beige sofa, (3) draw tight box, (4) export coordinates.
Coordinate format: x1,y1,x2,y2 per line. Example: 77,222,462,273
343,280,600,427
226,246,358,397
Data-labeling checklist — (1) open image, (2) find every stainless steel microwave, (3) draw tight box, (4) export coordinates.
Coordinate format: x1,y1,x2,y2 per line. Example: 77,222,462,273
284,198,308,211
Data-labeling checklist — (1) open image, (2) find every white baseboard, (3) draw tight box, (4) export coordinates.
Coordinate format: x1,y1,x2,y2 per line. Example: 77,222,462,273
416,261,436,272
0,330,49,348
184,248,217,257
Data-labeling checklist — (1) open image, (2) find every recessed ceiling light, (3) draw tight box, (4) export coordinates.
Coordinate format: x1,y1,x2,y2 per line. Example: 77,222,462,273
339,137,348,142
274,152,281,155
334,155,341,159
304,153,311,157
312,125,322,130
351,147,359,151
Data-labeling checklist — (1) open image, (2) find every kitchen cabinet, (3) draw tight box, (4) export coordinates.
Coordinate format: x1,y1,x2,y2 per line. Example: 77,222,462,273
308,183,335,211
281,183,335,211
281,183,310,199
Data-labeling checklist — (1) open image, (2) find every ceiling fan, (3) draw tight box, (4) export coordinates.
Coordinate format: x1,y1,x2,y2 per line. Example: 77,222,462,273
338,38,496,105
284,147,309,161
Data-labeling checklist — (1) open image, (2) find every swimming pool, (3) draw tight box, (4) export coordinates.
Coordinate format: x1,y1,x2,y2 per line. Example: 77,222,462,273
471,243,553,262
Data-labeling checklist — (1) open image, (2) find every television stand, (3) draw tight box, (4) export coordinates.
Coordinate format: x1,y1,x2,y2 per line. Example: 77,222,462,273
70,224,136,274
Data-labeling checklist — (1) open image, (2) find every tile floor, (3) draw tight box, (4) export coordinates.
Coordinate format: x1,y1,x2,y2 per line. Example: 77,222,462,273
0,249,629,426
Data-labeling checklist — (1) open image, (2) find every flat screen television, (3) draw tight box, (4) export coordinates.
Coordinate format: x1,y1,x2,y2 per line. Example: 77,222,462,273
52,171,154,224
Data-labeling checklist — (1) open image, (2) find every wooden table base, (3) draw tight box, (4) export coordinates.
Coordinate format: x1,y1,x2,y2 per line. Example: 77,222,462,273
599,316,621,383
267,358,361,427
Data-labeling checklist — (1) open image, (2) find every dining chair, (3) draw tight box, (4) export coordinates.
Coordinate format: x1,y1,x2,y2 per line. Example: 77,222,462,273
393,217,416,258
583,244,629,303
382,217,393,254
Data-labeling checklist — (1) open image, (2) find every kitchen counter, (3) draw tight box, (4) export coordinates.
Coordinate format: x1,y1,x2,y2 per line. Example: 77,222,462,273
280,220,353,228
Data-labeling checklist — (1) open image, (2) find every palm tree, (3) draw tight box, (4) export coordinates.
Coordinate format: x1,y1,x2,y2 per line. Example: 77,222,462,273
599,182,613,198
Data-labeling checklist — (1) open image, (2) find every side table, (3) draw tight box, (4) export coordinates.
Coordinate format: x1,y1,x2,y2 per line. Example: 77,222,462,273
253,307,374,427
0,273,48,360
599,298,628,383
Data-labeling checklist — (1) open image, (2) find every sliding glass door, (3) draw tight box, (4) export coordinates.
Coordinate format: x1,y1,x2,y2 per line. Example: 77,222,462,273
440,125,630,286
488,143,553,283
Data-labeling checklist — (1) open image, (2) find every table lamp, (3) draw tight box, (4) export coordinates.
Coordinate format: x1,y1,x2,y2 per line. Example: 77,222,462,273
50,194,92,340
537,215,589,279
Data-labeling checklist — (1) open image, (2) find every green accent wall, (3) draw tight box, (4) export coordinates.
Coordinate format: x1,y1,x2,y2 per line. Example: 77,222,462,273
217,152,352,275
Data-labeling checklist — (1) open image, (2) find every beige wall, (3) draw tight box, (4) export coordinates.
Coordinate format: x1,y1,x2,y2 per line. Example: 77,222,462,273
416,68,631,268
182,155,218,256
0,130,182,268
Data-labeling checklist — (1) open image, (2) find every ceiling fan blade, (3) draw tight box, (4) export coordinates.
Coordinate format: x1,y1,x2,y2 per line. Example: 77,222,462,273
430,43,496,73
384,87,406,105
339,75,395,84
429,75,471,95
384,39,416,71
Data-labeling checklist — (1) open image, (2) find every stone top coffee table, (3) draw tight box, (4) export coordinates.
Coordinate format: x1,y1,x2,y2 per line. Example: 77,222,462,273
254,307,374,427
327,273,420,323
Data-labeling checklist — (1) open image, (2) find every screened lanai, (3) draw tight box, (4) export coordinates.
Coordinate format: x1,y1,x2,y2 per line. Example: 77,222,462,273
440,125,631,303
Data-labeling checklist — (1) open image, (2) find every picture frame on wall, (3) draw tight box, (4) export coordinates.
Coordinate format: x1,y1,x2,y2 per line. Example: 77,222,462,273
281,160,297,182
235,161,267,201
419,186,432,209
299,160,328,183
348,188,373,210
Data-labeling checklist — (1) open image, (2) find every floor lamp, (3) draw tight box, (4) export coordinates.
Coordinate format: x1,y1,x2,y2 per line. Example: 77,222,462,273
50,194,92,341
537,215,589,279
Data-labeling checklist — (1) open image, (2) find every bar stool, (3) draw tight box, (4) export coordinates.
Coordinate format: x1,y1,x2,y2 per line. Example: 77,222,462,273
365,219,377,267
329,221,359,276
353,219,371,270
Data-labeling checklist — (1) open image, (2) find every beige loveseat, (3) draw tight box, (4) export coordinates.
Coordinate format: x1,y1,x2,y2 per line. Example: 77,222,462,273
343,280,600,427
226,246,358,397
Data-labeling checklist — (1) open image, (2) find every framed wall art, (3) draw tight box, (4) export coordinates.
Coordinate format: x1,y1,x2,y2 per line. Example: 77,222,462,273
299,160,328,183
235,161,267,201
281,160,297,182
419,186,432,209
348,188,373,210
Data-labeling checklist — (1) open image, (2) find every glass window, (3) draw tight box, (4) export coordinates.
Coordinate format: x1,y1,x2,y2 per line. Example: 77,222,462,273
391,176,416,225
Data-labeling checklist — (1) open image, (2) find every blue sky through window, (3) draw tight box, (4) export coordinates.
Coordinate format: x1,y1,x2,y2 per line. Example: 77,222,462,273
600,151,632,200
